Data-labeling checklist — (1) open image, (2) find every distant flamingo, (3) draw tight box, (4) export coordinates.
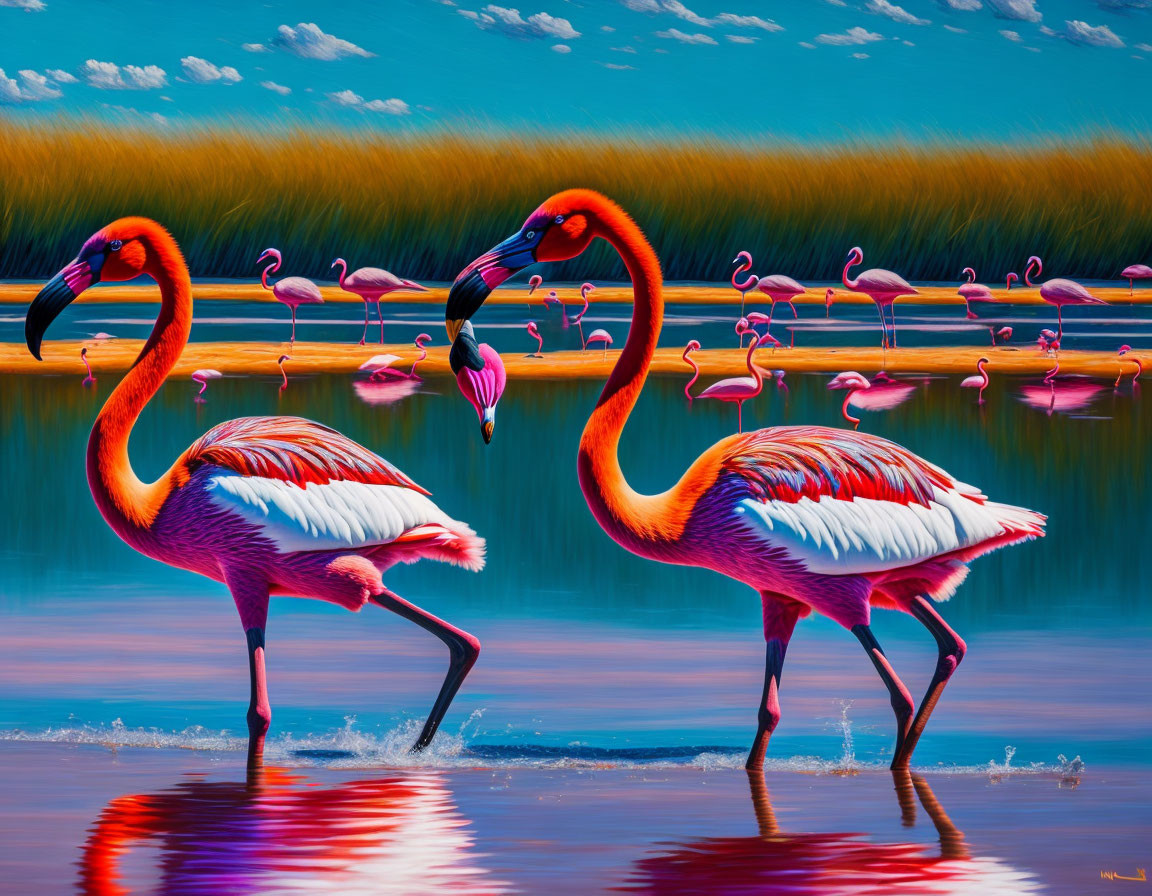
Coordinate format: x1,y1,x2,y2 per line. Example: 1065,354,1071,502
1026,256,1106,341
359,353,404,380
277,354,290,391
408,333,431,378
26,218,485,761
445,189,1046,769
80,346,96,387
960,357,990,405
825,288,835,317
584,328,613,358
528,274,543,297
1121,264,1152,295
543,289,569,329
571,282,595,343
257,248,323,343
827,371,871,430
449,320,505,444
744,314,783,352
526,321,543,357
696,332,768,433
191,368,222,401
1116,344,1143,387
682,339,701,401
957,267,997,320
1043,360,1060,385
731,251,759,318
1005,272,1019,290
842,247,918,349
332,258,426,346
737,315,751,347
991,326,1012,346
1021,361,1104,416
755,274,805,347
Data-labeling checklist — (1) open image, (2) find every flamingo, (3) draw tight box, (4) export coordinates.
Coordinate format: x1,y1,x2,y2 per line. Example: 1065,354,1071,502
80,346,96,387
1005,272,1019,290
1020,361,1103,416
191,368,222,402
1037,328,1059,354
1025,256,1106,341
527,273,543,299
571,281,594,344
960,357,990,405
991,326,1012,346
26,219,486,761
358,353,404,380
526,321,543,357
257,248,323,344
744,314,782,351
408,333,431,378
449,320,505,444
1116,344,1143,388
695,332,769,433
584,328,614,358
731,251,759,318
445,189,1045,770
737,315,751,347
957,267,997,320
842,247,918,349
543,290,569,329
277,354,290,392
682,339,701,402
1121,264,1152,295
755,274,805,347
824,288,835,317
827,371,871,430
332,258,426,346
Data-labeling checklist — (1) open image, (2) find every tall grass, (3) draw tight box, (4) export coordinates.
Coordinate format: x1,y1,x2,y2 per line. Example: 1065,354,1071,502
0,121,1149,283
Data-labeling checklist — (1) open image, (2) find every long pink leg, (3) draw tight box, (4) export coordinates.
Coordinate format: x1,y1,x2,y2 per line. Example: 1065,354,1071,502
893,596,966,768
1057,306,1063,341
789,301,797,348
290,306,297,343
376,300,385,344
746,596,801,770
851,623,915,769
875,303,888,348
370,591,481,751
889,304,898,348
736,400,743,433
227,574,272,765
360,301,369,345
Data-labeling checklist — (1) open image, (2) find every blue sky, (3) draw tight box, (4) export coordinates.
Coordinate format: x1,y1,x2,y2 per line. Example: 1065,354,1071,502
0,0,1148,140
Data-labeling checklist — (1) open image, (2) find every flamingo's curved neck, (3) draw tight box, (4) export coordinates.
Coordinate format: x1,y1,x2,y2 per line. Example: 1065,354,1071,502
82,354,92,377
842,391,861,428
732,259,757,294
744,336,765,396
1044,361,1059,385
1025,259,1040,288
977,358,988,386
261,261,277,290
410,343,428,377
279,362,288,389
683,350,699,398
88,238,192,544
842,252,861,291
333,259,348,288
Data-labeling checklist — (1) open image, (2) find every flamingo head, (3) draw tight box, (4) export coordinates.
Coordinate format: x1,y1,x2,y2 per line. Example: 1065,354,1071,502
683,339,701,357
414,333,431,349
843,246,863,268
735,316,750,335
581,282,596,300
528,274,543,295
998,326,1013,339
732,250,752,271
825,288,835,306
278,354,290,364
1119,344,1132,356
1006,272,1019,287
257,247,283,272
450,321,506,444
962,267,976,283
26,218,175,360
80,347,87,358
828,371,870,392
331,257,347,275
526,321,539,336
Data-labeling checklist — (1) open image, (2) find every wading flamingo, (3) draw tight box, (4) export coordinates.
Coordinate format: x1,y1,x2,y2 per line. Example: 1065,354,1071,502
958,268,997,320
1025,256,1105,341
960,357,990,405
1020,361,1104,416
737,315,751,347
842,247,918,349
526,321,543,357
683,339,701,402
827,371,870,430
332,258,426,346
257,248,323,344
1116,345,1143,388
80,346,96,387
449,320,505,444
991,326,1012,346
445,189,1045,770
697,332,769,433
27,219,486,762
744,315,783,352
277,354,290,391
585,328,613,358
527,274,543,310
408,333,431,378
1121,264,1152,295
755,274,805,347
825,288,835,317
192,368,222,402
732,251,759,318
359,353,404,380
544,290,569,329
571,282,594,343
1037,328,1059,354
1005,272,1019,290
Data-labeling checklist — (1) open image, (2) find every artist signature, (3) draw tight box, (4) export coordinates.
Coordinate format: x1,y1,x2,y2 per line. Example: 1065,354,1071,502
1101,868,1147,883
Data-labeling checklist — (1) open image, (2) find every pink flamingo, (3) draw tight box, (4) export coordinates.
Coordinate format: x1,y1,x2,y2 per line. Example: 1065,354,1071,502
584,328,613,358
1116,344,1143,387
827,371,871,430
960,357,990,405
257,248,323,344
543,290,569,329
825,287,835,317
1121,264,1152,295
276,354,290,392
359,353,404,380
755,274,805,347
408,333,431,378
332,258,426,346
842,247,918,349
1026,256,1106,341
683,339,701,402
731,251,759,318
450,320,506,444
80,346,96,387
957,267,997,320
696,331,768,432
570,282,595,324
446,189,1046,769
1043,360,1060,385
991,326,1012,346
744,314,782,351
1021,362,1104,416
191,368,222,402
26,218,485,760
528,274,543,296
737,315,751,347
526,321,543,357
1005,272,1019,290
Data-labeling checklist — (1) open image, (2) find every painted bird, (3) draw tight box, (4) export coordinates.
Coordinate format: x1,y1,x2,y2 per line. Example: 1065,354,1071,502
842,247,918,349
27,219,485,761
1025,256,1106,341
257,248,323,344
1121,264,1152,295
445,189,1045,771
332,258,427,346
449,320,506,444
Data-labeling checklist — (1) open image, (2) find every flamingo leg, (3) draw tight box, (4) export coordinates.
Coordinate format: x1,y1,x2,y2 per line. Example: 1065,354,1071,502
737,400,743,433
360,301,369,345
228,573,272,763
789,302,797,348
290,306,297,343
875,302,888,349
888,303,898,348
851,624,915,769
369,590,481,752
376,300,385,344
1056,306,1064,342
746,596,801,770
891,596,966,769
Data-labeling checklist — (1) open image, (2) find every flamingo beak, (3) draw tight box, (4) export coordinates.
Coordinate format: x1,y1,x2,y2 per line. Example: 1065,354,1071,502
446,229,537,343
26,255,102,360
481,408,495,445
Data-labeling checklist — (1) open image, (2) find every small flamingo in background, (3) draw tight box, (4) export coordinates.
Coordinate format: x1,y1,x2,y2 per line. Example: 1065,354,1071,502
80,346,96,387
737,315,751,347
755,273,805,347
408,333,431,378
824,288,835,317
1121,264,1152,295
277,354,290,391
571,282,595,343
257,248,323,344
696,331,768,433
1037,328,1059,354
960,357,991,405
1026,256,1106,341
744,315,783,352
958,267,997,320
332,258,426,346
191,368,222,402
827,371,871,430
842,247,918,349
991,326,1012,346
359,353,404,380
584,328,613,358
731,251,759,318
527,273,543,307
772,369,788,395
1116,345,1143,388
526,321,543,357
683,339,701,401
1005,272,1019,290
544,290,569,329
1043,360,1060,385
450,321,506,444
1020,360,1103,416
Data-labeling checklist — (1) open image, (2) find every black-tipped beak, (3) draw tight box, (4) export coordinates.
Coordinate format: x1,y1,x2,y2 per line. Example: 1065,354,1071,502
446,230,537,342
481,416,494,444
26,259,93,360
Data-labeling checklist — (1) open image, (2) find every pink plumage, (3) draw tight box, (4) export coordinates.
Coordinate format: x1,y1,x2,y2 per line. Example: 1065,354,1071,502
842,247,917,348
456,343,506,444
333,258,426,345
257,248,323,343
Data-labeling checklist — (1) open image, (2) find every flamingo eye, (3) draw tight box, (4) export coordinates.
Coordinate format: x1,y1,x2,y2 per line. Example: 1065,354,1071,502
524,230,536,241
555,215,564,224
109,240,123,251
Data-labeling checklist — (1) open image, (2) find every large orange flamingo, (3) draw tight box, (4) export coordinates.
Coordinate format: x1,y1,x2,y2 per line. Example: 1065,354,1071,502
446,190,1045,770
25,219,486,760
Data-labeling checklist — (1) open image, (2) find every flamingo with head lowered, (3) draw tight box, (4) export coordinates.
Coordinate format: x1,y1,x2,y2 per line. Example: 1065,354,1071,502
257,248,323,344
957,267,997,320
26,219,486,763
332,258,426,346
449,320,505,445
526,321,543,357
1025,256,1106,341
842,247,918,349
1121,264,1152,295
445,189,1047,770
682,339,701,402
1116,344,1143,388
277,354,290,391
80,346,96,387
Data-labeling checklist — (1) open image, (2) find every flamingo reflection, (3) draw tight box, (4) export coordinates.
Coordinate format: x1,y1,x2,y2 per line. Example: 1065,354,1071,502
1019,363,1105,417
79,764,508,895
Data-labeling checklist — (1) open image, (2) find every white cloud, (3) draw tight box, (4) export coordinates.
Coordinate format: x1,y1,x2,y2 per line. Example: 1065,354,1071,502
329,89,362,106
852,52,870,58
1096,0,1151,7
1060,19,1124,46
1137,42,1152,52
655,28,717,43
44,68,76,83
552,43,571,52
0,67,61,103
799,40,817,48
611,45,637,52
866,0,929,24
601,25,615,31
260,80,291,95
459,6,580,39
938,0,981,8
1000,28,1022,40
328,89,410,114
602,62,635,69
943,24,968,32
986,0,1041,22
81,60,167,90
825,0,847,5
816,26,884,45
714,13,783,31
242,42,268,53
273,22,372,59
0,0,45,10
726,34,757,42
622,2,782,30
180,56,242,84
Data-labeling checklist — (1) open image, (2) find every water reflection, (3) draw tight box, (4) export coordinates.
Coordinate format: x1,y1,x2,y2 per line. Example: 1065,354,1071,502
618,772,1040,894
1018,381,1106,416
79,763,509,895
